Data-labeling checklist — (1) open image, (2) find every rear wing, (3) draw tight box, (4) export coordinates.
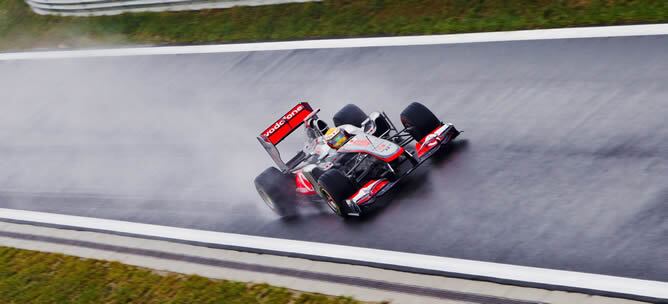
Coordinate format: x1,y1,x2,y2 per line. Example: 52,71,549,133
259,102,313,145
257,102,314,171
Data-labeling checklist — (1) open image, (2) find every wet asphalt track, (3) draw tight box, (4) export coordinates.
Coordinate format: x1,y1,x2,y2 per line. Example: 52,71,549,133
0,35,666,282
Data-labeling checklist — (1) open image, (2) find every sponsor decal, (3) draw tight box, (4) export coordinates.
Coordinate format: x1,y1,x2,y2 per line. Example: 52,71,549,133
263,104,305,138
260,103,313,145
349,136,371,147
375,142,393,153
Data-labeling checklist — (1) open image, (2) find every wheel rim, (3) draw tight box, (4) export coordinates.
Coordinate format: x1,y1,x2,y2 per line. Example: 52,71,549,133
321,189,341,215
258,189,276,211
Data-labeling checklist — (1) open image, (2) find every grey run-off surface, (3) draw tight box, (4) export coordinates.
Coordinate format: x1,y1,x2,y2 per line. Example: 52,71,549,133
0,36,666,282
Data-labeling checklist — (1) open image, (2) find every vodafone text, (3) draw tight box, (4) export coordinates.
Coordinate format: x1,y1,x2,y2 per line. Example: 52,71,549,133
264,105,305,137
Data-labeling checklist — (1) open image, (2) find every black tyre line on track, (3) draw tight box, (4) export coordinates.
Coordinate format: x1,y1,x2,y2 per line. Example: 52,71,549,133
0,36,666,286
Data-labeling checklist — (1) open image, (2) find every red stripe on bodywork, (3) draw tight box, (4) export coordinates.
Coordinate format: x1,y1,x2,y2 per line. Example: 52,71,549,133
380,147,404,162
348,179,390,205
295,171,316,195
415,124,446,158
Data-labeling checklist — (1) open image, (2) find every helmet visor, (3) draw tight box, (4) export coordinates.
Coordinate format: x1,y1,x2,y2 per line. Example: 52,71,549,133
329,131,348,148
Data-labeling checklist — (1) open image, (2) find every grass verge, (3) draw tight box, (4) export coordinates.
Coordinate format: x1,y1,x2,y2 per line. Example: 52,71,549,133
0,246,364,304
1,0,668,51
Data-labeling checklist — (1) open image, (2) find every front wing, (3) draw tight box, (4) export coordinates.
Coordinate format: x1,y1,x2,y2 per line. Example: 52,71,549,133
344,123,460,216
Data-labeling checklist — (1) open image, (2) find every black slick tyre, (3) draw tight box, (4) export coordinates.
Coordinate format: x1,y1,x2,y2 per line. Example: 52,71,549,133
317,169,357,217
333,104,367,127
400,102,442,141
254,167,296,217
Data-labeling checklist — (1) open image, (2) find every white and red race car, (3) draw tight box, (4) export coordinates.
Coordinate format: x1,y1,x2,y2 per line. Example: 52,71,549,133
254,102,460,218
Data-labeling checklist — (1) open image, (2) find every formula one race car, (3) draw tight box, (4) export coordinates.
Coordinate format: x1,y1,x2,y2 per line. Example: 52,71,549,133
254,102,460,218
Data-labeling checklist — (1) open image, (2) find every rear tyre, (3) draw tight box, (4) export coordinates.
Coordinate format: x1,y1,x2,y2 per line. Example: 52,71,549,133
254,167,296,217
317,169,357,217
400,102,442,141
333,104,367,127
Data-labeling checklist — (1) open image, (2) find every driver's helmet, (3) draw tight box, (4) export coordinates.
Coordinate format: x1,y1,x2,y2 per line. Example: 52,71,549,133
324,127,350,149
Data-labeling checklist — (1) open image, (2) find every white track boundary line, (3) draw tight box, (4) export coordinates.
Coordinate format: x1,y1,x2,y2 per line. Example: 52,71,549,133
0,208,666,300
1,24,668,61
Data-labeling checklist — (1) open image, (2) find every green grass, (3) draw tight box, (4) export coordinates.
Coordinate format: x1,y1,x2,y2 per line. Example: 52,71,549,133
1,0,668,51
0,246,365,304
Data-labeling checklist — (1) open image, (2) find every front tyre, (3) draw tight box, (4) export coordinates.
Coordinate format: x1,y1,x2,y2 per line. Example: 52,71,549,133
400,102,442,141
254,167,296,217
333,104,367,127
317,169,357,217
